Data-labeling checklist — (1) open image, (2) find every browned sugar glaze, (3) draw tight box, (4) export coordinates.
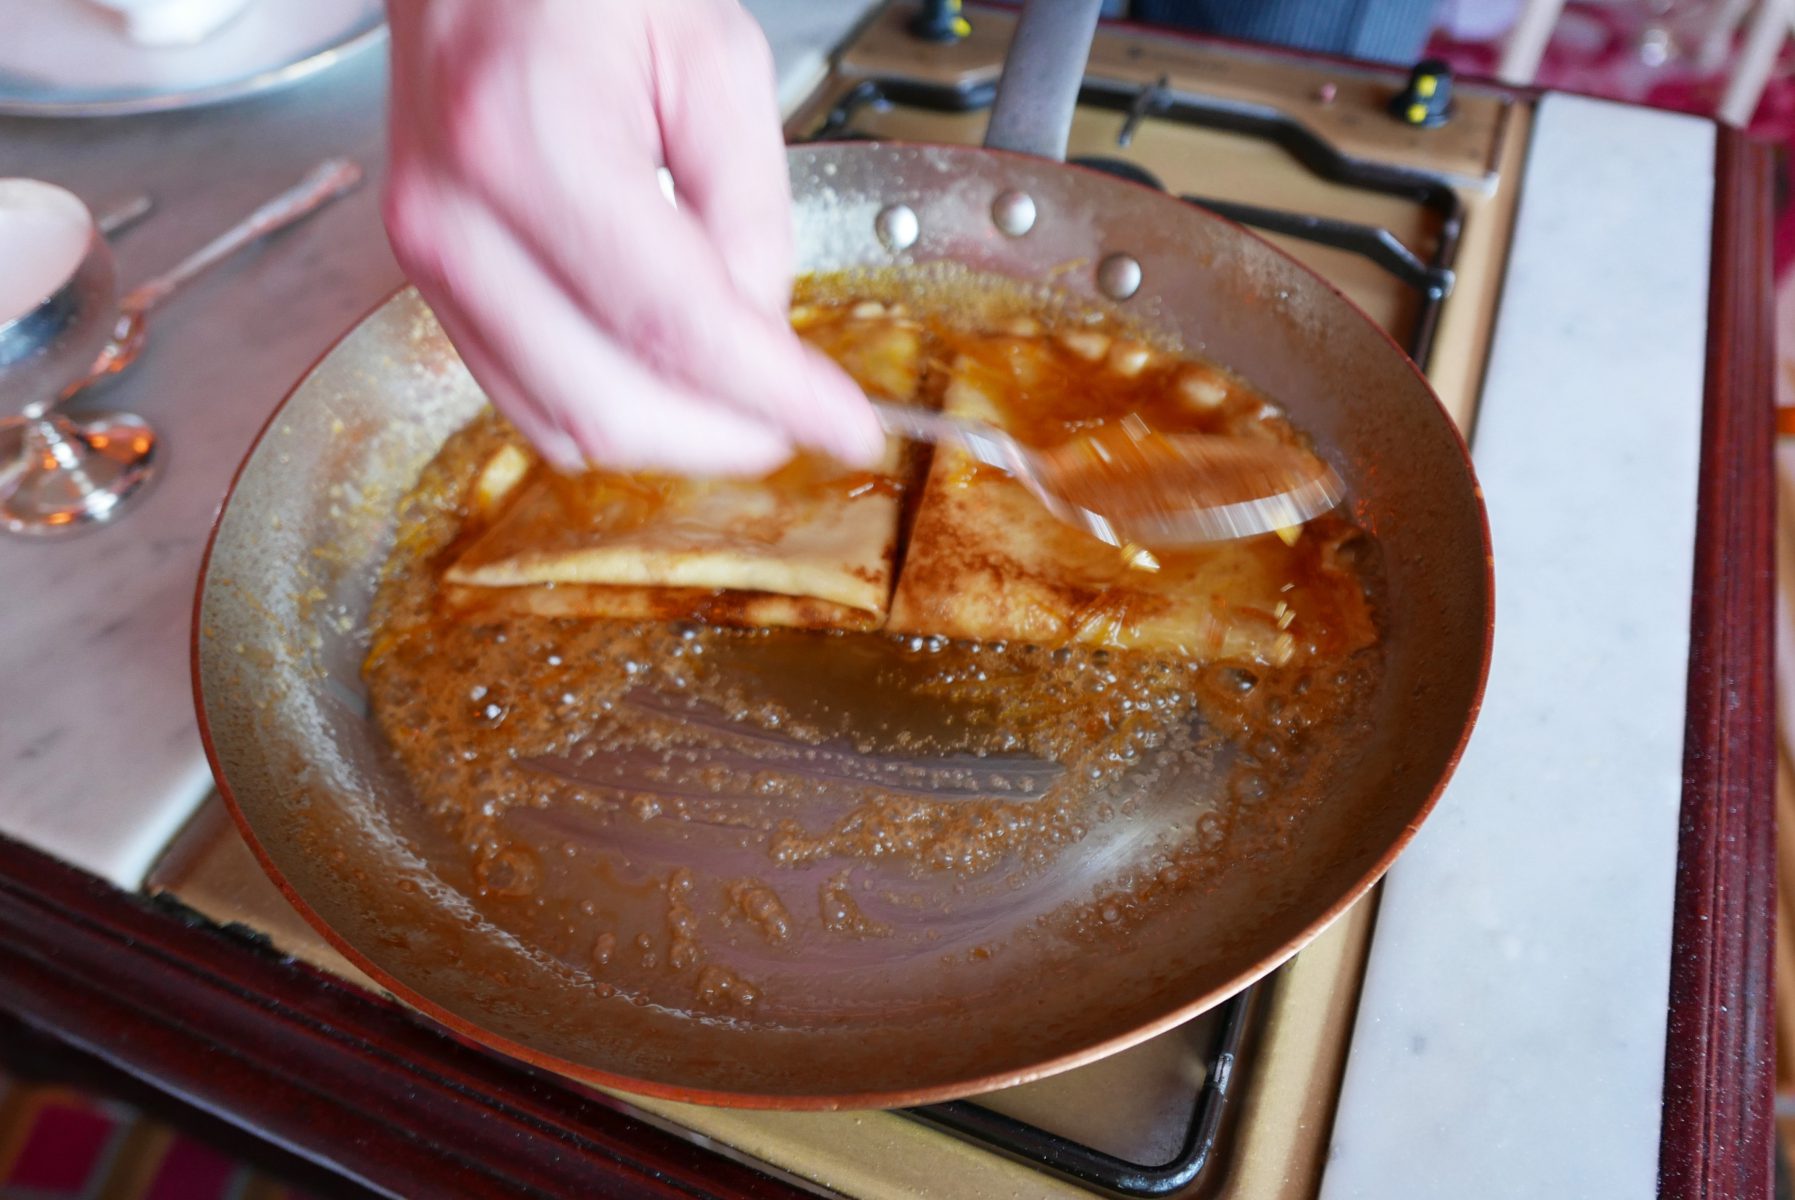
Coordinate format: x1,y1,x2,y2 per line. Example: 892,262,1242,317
362,273,1385,1023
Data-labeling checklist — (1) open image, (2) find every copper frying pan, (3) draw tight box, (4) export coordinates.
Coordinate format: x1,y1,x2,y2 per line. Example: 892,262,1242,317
193,0,1490,1109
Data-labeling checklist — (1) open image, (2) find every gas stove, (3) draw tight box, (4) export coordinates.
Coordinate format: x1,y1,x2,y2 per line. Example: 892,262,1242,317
0,0,1763,1190
149,7,1537,1198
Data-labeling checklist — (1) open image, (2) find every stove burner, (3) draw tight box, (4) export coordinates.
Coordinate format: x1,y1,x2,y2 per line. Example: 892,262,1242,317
800,74,1465,365
1070,155,1169,191
1116,76,1173,147
1187,195,1455,301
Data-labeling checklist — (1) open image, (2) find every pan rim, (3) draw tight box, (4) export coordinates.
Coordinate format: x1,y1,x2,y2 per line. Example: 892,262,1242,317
193,144,1494,1109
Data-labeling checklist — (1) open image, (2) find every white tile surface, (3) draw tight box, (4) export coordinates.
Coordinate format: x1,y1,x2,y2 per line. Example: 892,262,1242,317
750,0,883,114
1321,94,1714,1200
0,7,863,889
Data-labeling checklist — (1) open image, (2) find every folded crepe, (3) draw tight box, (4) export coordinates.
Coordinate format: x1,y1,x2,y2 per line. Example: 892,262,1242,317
439,312,922,632
885,343,1376,667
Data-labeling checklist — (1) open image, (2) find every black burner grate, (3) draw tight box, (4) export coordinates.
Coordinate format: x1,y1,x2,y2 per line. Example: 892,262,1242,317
906,989,1253,1197
799,73,1463,367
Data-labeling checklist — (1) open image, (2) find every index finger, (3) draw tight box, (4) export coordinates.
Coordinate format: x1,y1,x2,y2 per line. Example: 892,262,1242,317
650,0,796,317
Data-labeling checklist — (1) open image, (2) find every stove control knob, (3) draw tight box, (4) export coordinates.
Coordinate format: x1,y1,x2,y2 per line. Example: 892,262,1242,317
908,0,971,43
1390,59,1453,128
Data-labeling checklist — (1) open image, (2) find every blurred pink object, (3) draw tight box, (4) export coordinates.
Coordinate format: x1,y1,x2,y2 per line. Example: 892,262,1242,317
1426,1,1795,274
381,0,885,477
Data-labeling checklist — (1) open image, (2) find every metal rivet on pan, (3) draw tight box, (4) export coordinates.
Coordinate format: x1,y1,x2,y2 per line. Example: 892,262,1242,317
991,190,1037,237
1097,253,1143,300
875,203,919,253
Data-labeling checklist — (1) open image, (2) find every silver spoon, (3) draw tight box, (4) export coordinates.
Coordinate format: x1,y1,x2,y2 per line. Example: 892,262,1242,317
71,158,363,395
870,399,1344,550
0,158,362,537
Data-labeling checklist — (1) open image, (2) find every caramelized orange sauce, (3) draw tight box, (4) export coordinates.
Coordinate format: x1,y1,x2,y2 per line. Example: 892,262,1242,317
452,448,882,575
361,273,1385,1017
759,455,905,503
462,471,678,566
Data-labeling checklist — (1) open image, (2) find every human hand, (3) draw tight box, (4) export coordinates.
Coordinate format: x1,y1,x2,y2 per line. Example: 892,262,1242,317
382,0,884,475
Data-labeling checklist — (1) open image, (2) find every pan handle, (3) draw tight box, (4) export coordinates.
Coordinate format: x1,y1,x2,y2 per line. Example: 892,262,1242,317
982,0,1104,161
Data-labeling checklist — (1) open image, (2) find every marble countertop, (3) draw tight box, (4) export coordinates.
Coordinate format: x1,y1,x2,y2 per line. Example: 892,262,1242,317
0,0,876,890
1319,94,1714,1200
759,0,883,113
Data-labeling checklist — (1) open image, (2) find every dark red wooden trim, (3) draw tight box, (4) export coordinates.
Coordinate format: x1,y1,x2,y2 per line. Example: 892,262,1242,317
0,835,810,1200
1658,127,1778,1200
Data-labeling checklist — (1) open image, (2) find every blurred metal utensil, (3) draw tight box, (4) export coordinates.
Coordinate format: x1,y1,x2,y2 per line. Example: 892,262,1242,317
94,193,155,238
870,398,1344,549
75,158,363,392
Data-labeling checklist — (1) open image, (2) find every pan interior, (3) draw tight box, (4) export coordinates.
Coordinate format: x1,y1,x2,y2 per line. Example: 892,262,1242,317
195,144,1488,1106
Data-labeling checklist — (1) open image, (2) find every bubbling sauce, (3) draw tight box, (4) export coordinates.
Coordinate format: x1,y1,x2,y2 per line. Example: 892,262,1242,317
362,272,1385,1020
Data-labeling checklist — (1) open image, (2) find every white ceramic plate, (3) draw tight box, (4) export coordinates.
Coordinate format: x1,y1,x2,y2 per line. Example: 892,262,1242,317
0,0,385,118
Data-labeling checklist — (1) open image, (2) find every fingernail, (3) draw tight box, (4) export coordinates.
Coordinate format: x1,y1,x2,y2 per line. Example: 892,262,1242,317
854,419,889,466
793,355,872,460
542,428,586,473
826,411,886,468
805,391,881,468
